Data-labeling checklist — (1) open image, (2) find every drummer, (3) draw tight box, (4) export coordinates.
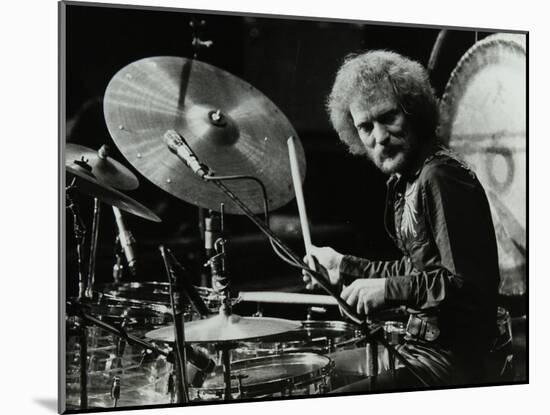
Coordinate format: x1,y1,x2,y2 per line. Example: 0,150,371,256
303,50,500,391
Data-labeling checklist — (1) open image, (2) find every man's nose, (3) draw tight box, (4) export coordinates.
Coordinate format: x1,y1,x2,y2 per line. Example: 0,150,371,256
373,122,390,145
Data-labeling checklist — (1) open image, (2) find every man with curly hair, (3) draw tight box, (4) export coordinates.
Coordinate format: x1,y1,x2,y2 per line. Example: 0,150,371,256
303,50,500,391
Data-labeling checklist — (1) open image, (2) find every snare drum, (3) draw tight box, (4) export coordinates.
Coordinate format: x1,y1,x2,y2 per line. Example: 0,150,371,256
232,320,362,360
190,353,334,400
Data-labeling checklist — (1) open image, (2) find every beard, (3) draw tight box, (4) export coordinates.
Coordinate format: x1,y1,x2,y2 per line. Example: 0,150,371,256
367,139,416,175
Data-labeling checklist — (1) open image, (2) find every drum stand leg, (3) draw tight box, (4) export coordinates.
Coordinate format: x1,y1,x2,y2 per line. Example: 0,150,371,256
77,316,88,409
160,246,190,404
221,345,232,400
66,185,88,300
66,186,89,409
365,340,378,390
85,198,101,298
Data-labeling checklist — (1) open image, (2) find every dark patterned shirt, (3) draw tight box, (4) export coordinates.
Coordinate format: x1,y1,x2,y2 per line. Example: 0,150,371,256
340,147,500,355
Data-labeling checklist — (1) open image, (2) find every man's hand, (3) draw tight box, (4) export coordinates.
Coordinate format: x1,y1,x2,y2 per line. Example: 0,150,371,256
302,245,344,289
341,278,386,315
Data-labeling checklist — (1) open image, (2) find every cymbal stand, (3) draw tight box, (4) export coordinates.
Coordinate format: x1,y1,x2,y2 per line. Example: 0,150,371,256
66,180,88,300
199,173,431,388
160,246,190,404
220,343,233,400
189,18,213,59
204,203,234,400
164,248,211,318
66,181,89,409
86,197,101,298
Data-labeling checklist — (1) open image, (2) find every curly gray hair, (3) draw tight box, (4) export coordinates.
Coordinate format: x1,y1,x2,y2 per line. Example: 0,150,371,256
327,50,439,155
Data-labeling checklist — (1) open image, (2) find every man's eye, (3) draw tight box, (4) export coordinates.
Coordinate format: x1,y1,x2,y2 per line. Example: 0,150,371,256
380,110,398,124
358,122,373,133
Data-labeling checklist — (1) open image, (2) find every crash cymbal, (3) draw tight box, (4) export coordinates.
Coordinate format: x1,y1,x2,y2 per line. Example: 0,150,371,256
66,162,161,222
66,143,139,190
145,312,301,343
103,56,306,214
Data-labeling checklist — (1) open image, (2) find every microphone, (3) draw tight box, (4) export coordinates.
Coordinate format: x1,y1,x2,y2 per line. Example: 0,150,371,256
165,248,211,318
185,345,216,387
113,207,137,276
160,245,214,394
204,211,221,258
164,130,209,178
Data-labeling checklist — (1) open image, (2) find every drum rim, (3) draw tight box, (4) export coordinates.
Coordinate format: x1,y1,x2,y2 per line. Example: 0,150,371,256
196,352,334,395
233,320,363,354
300,320,359,331
96,281,171,307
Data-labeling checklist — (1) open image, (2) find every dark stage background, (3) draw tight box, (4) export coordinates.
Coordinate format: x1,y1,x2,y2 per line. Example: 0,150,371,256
64,3,496,307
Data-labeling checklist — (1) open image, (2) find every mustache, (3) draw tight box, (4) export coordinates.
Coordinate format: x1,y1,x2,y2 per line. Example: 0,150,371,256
378,143,403,156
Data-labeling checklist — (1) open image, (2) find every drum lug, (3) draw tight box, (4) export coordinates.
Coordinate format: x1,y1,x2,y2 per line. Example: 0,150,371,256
318,379,330,395
284,379,293,396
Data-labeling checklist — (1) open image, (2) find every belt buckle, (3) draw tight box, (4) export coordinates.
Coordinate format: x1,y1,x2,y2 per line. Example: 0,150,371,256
424,324,440,341
406,315,440,342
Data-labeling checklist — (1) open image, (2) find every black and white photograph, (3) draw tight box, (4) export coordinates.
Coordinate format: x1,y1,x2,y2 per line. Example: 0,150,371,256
57,1,529,413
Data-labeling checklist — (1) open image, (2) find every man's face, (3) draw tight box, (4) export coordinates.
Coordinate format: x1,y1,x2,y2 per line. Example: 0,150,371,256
349,94,419,175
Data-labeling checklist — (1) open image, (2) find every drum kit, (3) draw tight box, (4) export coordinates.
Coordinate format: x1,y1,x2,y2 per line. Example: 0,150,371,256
66,30,527,409
64,54,429,410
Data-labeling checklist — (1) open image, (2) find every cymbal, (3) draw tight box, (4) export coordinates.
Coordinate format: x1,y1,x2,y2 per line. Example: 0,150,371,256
103,56,306,214
145,312,301,343
66,143,139,190
66,163,161,222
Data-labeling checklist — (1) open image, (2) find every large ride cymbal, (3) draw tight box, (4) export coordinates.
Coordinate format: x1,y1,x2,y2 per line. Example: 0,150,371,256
103,56,306,214
66,163,161,222
145,313,301,343
66,143,139,191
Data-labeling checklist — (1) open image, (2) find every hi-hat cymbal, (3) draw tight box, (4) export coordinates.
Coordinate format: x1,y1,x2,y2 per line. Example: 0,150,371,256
145,313,301,343
66,163,161,222
66,143,139,190
103,56,306,215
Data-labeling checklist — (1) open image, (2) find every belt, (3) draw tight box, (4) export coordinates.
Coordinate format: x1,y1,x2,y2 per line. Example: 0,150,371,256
406,314,440,342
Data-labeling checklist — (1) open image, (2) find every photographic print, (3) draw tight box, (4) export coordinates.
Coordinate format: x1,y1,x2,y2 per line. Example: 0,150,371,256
59,1,527,413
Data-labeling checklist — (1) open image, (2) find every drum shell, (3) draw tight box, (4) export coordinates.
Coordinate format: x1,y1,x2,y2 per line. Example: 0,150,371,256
96,281,229,320
230,320,362,361
65,320,173,409
190,353,334,400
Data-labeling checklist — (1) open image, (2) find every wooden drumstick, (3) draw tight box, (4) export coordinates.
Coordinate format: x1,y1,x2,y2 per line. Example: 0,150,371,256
238,291,338,306
287,137,315,268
